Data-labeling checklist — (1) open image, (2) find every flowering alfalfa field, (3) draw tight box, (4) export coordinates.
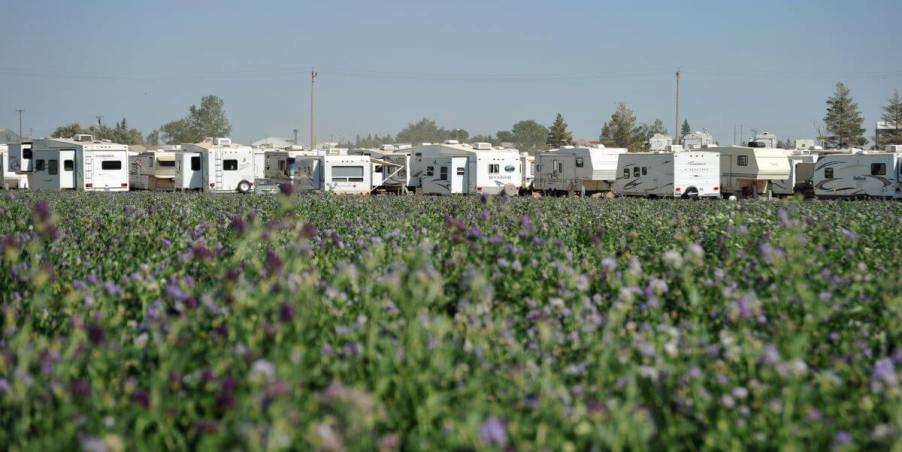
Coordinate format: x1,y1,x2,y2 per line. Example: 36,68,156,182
1,192,900,450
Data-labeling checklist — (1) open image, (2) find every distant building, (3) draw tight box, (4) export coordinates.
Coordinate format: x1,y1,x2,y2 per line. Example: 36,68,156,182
793,139,817,150
648,133,672,151
0,128,20,144
681,130,715,149
252,137,298,149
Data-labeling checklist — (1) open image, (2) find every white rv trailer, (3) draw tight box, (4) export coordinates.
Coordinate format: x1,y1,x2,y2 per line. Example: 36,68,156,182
706,146,791,198
410,141,522,195
772,151,818,197
29,135,129,191
612,151,721,198
350,148,411,193
7,142,33,173
813,151,902,199
177,138,256,193
129,151,177,190
1,145,29,189
253,149,267,181
532,145,627,194
291,154,373,194
520,152,535,191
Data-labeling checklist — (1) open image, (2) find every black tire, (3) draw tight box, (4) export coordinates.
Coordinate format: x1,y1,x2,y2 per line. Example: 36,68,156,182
237,180,252,194
681,187,699,199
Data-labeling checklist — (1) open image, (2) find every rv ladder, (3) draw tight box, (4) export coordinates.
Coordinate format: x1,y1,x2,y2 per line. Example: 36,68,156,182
214,155,223,188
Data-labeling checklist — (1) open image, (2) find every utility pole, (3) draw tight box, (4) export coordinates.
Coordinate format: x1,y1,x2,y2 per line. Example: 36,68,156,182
310,68,317,150
16,109,24,139
674,69,680,145
96,116,103,128
292,128,299,146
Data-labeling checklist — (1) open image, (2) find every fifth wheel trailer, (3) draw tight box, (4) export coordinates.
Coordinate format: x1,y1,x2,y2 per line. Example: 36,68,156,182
1,145,29,189
7,142,32,173
813,151,902,199
129,151,177,190
291,154,373,194
706,146,791,198
532,145,627,194
177,138,256,193
28,135,129,191
612,151,721,198
771,151,818,197
410,141,522,195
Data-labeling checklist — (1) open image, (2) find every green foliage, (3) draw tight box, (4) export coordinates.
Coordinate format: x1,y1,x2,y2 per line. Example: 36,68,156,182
681,120,691,139
355,134,395,149
160,96,232,145
547,113,572,147
394,119,467,145
824,82,868,149
495,130,515,144
509,120,549,153
599,103,647,152
51,119,145,145
878,90,902,147
0,193,899,450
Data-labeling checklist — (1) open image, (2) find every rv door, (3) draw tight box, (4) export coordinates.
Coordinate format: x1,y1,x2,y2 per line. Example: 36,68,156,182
451,157,467,194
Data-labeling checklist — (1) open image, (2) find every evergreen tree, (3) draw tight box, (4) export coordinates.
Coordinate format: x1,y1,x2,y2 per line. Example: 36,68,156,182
650,119,668,136
824,82,867,148
547,113,572,147
879,89,902,146
681,120,691,138
599,103,645,151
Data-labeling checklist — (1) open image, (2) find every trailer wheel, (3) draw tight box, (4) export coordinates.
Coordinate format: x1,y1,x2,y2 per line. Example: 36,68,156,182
237,180,252,193
681,187,700,199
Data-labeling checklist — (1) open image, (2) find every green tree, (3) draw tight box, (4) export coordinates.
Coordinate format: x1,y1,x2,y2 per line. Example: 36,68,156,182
467,134,496,145
547,113,572,147
649,119,668,136
52,123,86,139
160,95,232,144
823,82,867,148
681,120,691,139
878,89,902,146
510,120,549,152
495,130,515,144
395,118,452,144
599,103,646,152
51,120,144,145
146,129,161,146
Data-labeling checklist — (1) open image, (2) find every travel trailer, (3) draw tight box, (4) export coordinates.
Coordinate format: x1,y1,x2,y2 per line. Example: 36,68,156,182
291,154,373,194
707,146,791,197
177,138,256,193
7,142,32,173
350,148,412,193
532,145,627,194
813,151,902,199
772,151,818,197
612,151,721,198
129,151,176,190
648,134,673,152
28,135,129,191
520,153,535,191
681,131,715,149
410,141,522,195
1,145,29,189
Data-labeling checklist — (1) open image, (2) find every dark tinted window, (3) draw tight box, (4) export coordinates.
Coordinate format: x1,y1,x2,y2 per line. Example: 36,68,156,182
642,167,647,175
871,163,886,176
64,160,74,171
101,161,122,170
456,167,465,175
738,155,749,166
36,160,46,171
426,166,434,176
48,160,59,175
576,157,584,168
825,168,834,179
223,160,238,171
191,156,201,171
440,166,448,181
23,149,33,159
633,167,640,177
623,168,630,178
158,160,175,167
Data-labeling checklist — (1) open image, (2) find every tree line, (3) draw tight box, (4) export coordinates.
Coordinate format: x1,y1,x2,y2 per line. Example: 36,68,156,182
49,84,902,151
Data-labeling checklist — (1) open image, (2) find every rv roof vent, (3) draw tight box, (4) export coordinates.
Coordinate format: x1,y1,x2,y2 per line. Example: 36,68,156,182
381,144,396,151
74,134,95,142
444,140,460,145
214,138,232,146
474,142,492,150
885,144,902,152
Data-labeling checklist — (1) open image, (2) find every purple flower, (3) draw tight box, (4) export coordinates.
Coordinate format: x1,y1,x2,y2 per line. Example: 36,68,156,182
69,378,91,398
166,284,189,302
32,200,51,223
265,250,284,276
833,431,852,446
132,389,150,407
872,358,897,386
279,302,295,322
229,215,246,233
278,182,294,195
301,223,318,239
192,244,213,260
761,345,780,365
86,323,105,345
479,416,508,446
736,296,752,320
161,238,172,248
103,280,124,296
466,225,481,240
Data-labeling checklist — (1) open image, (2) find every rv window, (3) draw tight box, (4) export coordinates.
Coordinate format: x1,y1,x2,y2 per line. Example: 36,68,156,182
191,156,201,171
737,155,749,166
23,149,33,159
642,167,647,175
48,160,59,175
623,168,630,178
332,166,364,182
440,166,448,181
576,157,584,168
223,160,238,171
824,168,834,179
633,167,640,177
36,160,46,171
426,166,434,176
489,164,500,174
536,164,543,172
158,160,175,167
374,165,383,173
456,167,465,176
101,161,122,170
557,162,563,173
64,160,74,171
871,163,886,176
278,160,285,170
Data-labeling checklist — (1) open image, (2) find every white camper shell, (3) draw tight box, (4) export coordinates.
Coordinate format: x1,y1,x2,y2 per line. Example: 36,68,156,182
772,151,818,197
129,151,176,190
813,151,902,199
178,138,256,193
1,145,29,189
29,135,129,191
707,146,791,197
410,141,522,195
291,155,373,194
7,142,33,173
613,151,721,198
533,146,627,194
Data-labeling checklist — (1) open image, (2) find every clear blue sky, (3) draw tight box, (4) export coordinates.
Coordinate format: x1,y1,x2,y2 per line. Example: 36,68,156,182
3,0,900,146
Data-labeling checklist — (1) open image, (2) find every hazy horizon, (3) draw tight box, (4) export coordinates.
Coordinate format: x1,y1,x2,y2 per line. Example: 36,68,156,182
3,0,901,146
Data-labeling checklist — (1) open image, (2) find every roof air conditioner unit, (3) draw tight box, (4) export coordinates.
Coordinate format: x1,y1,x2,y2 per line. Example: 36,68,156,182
214,138,232,146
